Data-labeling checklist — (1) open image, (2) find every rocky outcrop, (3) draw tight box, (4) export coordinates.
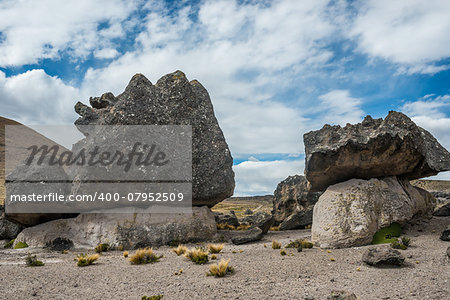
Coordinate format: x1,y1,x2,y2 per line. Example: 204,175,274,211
362,247,405,266
272,175,321,230
214,211,240,227
304,111,450,192
311,177,435,248
73,71,234,207
14,206,216,249
0,215,22,240
433,203,450,217
441,225,450,241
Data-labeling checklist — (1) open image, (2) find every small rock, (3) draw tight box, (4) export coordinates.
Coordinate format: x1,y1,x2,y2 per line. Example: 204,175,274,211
0,216,22,240
433,203,450,217
231,227,264,245
362,247,405,267
214,211,240,227
446,246,450,258
440,225,450,241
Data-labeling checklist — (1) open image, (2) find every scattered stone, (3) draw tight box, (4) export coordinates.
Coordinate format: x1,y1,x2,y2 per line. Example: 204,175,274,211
440,225,450,241
0,216,22,240
327,290,358,300
230,227,264,245
312,177,435,248
362,247,405,267
272,175,321,229
447,246,450,258
14,206,216,249
73,71,234,207
279,207,314,231
214,211,240,227
433,202,450,217
304,112,450,191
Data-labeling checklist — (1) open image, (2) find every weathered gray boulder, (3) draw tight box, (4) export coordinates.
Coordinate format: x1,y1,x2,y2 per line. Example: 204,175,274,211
243,212,273,234
304,111,450,191
273,175,321,229
434,202,450,217
279,207,313,230
230,227,264,245
447,246,450,258
311,177,435,248
0,216,22,240
214,211,240,227
73,71,234,207
362,247,405,266
13,206,216,249
441,225,450,241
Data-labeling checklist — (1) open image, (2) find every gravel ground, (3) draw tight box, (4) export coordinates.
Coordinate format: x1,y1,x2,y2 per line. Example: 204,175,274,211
0,216,448,300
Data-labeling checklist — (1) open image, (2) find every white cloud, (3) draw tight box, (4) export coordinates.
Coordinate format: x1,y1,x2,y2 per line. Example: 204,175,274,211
0,0,138,66
233,159,305,196
350,0,450,74
0,70,79,124
318,89,365,125
94,48,120,59
400,94,450,151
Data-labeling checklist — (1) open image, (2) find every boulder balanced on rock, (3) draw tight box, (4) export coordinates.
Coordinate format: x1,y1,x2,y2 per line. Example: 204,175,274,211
308,111,448,248
304,111,450,192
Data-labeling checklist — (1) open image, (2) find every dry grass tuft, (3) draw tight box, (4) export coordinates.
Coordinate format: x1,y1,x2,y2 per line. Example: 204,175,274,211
217,223,236,230
123,251,129,258
208,244,224,254
129,248,161,265
269,226,280,231
76,253,99,267
94,243,109,253
272,240,282,249
172,245,188,256
211,254,217,260
236,224,251,231
207,259,234,277
184,248,209,264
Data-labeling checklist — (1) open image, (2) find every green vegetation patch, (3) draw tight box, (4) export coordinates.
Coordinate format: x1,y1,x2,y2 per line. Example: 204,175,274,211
14,241,29,249
371,223,402,245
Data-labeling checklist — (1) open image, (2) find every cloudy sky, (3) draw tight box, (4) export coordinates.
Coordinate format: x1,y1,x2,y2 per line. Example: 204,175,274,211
1,0,449,196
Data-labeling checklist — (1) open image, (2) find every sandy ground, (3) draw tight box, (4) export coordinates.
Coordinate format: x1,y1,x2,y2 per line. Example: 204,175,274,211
0,216,448,300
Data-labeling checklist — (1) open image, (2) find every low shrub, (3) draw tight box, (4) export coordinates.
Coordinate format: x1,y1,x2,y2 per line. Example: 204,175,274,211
207,259,234,277
76,253,99,267
184,248,209,264
208,244,224,254
25,253,44,267
142,295,163,300
172,245,188,256
272,240,281,249
94,243,109,253
14,241,28,249
391,236,411,250
280,250,286,256
130,248,162,265
4,239,15,249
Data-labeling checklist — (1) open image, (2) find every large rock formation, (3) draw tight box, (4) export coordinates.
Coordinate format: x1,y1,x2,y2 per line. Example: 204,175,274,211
14,206,216,249
272,175,321,230
304,111,450,192
311,177,435,248
73,71,234,207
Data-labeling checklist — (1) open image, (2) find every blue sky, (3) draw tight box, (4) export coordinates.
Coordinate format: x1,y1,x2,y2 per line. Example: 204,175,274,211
1,0,449,196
